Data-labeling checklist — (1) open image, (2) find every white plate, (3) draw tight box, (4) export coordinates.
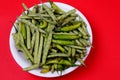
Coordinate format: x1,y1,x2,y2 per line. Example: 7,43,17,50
9,2,93,78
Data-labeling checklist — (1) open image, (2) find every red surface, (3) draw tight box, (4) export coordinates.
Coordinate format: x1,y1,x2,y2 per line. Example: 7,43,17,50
0,0,120,80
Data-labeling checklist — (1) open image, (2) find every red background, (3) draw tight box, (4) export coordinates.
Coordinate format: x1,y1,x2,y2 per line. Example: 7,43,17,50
0,0,120,80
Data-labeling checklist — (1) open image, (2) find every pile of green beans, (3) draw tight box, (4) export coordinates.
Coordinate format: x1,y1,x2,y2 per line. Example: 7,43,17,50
12,0,91,75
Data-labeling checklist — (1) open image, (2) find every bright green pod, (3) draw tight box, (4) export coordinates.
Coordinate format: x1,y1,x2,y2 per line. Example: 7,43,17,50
60,23,81,31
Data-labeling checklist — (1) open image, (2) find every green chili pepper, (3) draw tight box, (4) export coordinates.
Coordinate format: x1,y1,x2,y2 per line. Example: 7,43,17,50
39,20,47,28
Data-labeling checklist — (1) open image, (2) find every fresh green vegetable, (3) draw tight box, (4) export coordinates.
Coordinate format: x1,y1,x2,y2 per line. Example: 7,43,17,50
52,40,75,45
53,34,80,40
12,1,91,75
58,23,81,31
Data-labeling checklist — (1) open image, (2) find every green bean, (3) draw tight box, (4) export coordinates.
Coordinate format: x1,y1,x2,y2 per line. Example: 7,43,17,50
50,2,65,14
77,58,85,66
47,53,68,58
53,32,78,35
28,13,51,17
57,9,76,20
42,32,53,64
83,35,89,39
52,40,74,45
46,23,55,32
43,24,55,61
59,60,72,66
46,59,59,64
73,30,82,37
76,49,83,53
67,45,86,49
78,27,87,36
79,39,87,46
37,33,43,65
59,23,81,31
62,17,76,26
30,33,36,54
20,15,30,19
68,47,72,56
19,46,29,59
53,34,80,40
56,44,65,52
20,15,42,19
50,49,57,53
13,33,29,59
12,33,19,45
72,48,76,57
18,32,24,44
20,19,46,34
70,13,78,17
33,30,39,64
75,40,83,46
37,13,55,24
21,22,26,40
81,39,91,46
81,22,90,36
23,64,39,71
39,5,43,13
80,53,85,59
20,42,34,63
42,4,57,24
51,64,55,73
64,46,69,51
26,25,31,49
